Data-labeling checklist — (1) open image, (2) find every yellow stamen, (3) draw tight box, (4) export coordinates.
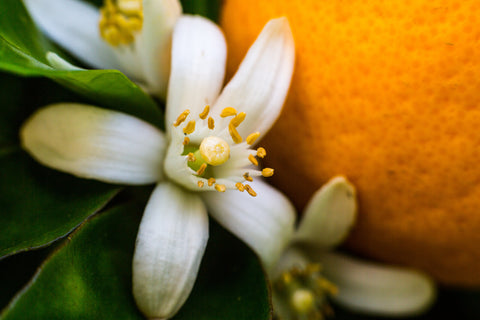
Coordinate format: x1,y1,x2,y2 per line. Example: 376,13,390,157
220,107,237,117
256,147,267,158
183,120,196,134
262,168,274,177
235,182,245,192
230,112,246,127
197,181,204,188
173,110,190,127
187,153,196,162
248,154,258,166
229,123,243,143
246,132,260,145
245,184,257,197
196,163,207,176
243,172,253,182
208,117,215,130
199,105,210,119
99,0,143,46
183,137,190,146
215,184,226,192
208,178,216,186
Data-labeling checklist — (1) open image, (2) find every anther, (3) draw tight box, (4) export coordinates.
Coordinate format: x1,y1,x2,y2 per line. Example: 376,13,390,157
256,147,267,158
215,184,226,192
183,120,196,134
245,184,257,197
183,137,190,146
208,178,216,186
208,117,215,130
196,163,207,176
199,105,210,119
187,153,196,162
197,181,204,188
262,168,274,177
174,110,190,127
220,107,237,117
243,172,253,182
235,182,245,192
230,112,246,127
248,154,258,166
246,132,260,145
229,123,243,143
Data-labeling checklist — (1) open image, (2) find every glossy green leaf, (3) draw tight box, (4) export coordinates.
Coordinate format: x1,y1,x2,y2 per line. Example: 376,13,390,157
0,150,120,258
0,0,163,127
0,205,271,319
181,0,222,21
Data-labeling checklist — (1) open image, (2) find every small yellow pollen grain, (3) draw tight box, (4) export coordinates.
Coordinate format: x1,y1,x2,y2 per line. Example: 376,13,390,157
229,123,243,144
215,184,226,192
174,110,190,127
245,184,257,197
208,117,215,130
197,181,204,188
256,147,267,158
282,272,293,284
306,263,322,274
199,105,210,119
248,154,258,166
183,137,190,146
246,132,260,145
243,172,253,182
187,153,196,162
230,112,246,127
196,163,207,176
208,177,216,186
235,182,245,192
220,107,237,117
183,120,196,134
262,168,274,177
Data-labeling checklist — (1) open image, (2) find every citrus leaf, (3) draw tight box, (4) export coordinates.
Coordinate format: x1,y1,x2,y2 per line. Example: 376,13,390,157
0,205,271,320
0,0,163,127
181,0,222,21
0,150,120,259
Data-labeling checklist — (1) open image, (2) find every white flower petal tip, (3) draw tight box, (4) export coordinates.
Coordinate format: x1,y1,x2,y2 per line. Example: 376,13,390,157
294,176,357,249
212,17,295,141
133,182,209,319
20,103,166,185
165,14,226,128
46,52,82,71
321,253,437,317
202,180,296,272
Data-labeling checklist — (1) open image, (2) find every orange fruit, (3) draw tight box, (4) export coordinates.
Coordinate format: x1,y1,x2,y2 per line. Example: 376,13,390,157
221,0,480,286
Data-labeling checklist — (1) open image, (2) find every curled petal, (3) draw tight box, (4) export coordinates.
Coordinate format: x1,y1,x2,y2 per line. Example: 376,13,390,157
294,176,357,249
320,252,436,317
133,182,209,319
212,17,295,142
166,15,227,131
202,179,296,272
20,103,165,184
23,0,120,70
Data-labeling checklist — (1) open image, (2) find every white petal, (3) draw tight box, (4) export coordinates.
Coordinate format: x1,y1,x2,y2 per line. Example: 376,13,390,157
165,15,227,132
320,252,436,317
20,103,165,184
212,17,295,141
23,0,121,70
46,52,83,71
294,176,357,249
202,179,296,272
133,182,209,319
134,0,181,98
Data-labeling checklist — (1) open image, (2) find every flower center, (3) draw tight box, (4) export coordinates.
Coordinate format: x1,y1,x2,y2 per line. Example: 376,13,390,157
273,264,337,320
199,136,230,166
99,0,143,46
165,105,275,196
